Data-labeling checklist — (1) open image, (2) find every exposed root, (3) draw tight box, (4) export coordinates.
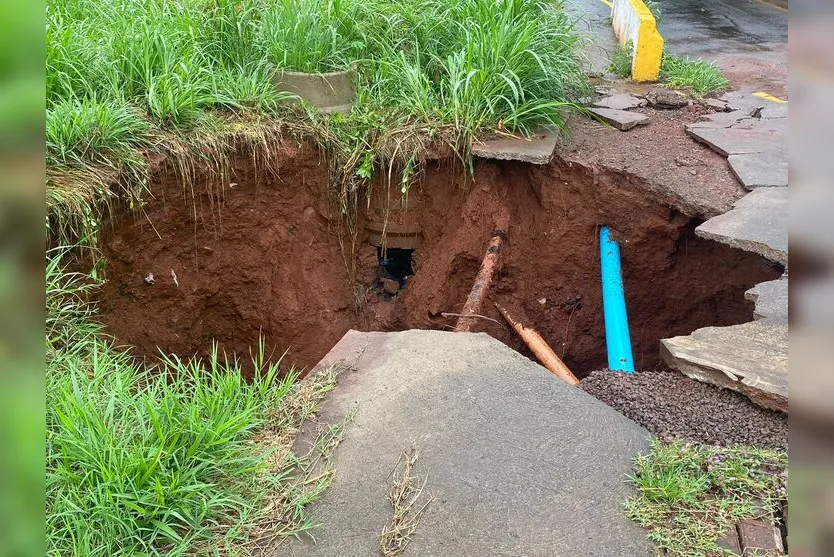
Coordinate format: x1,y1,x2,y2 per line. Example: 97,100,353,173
379,446,433,557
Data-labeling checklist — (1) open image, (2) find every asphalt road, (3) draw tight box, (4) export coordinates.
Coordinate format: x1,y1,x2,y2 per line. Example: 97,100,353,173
658,0,788,58
566,0,789,94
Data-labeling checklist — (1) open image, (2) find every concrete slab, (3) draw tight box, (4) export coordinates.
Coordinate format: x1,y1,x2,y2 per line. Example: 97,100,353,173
593,93,648,110
746,277,788,324
696,188,788,265
588,107,650,131
660,321,788,413
471,128,559,164
279,330,653,556
686,117,787,156
728,151,788,189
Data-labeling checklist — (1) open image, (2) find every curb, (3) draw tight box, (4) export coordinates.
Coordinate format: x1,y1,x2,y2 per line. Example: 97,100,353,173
611,0,664,81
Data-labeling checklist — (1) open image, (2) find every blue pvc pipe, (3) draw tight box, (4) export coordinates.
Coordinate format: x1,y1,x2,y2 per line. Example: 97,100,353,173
599,226,635,373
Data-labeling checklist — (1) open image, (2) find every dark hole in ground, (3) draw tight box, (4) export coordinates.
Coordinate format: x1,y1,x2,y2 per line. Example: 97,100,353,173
94,150,783,375
378,247,414,282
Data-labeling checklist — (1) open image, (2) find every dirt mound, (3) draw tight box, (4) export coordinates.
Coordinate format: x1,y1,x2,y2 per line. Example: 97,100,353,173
96,144,781,374
581,369,788,449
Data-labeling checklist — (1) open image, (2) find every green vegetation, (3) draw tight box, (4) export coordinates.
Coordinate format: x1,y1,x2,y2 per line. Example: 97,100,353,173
46,0,589,248
661,54,730,96
45,2,589,552
608,40,634,79
46,252,343,555
626,440,788,556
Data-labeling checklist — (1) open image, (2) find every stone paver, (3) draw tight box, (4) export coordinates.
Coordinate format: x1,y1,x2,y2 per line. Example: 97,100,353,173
685,93,788,191
746,277,788,324
728,152,788,189
592,92,647,111
686,118,787,157
471,127,559,164
660,321,788,413
588,107,650,131
737,519,786,555
696,188,788,266
279,330,653,557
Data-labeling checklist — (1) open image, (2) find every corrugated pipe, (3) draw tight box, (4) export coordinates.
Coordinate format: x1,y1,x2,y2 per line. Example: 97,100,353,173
599,226,635,373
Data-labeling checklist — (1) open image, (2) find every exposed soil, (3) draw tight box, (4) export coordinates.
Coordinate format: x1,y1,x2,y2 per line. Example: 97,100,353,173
563,106,747,218
581,370,788,450
97,139,782,375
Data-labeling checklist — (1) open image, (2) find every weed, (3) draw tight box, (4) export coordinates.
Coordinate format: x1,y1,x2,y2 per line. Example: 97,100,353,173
46,252,340,556
661,54,730,96
608,40,633,79
626,440,788,556
380,446,433,556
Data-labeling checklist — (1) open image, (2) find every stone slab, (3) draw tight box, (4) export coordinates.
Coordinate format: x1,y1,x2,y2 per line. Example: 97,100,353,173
588,107,650,131
746,277,789,324
728,152,788,189
686,117,787,156
738,519,785,555
279,330,653,556
593,93,648,111
717,527,743,554
696,188,788,265
471,127,559,164
660,321,788,413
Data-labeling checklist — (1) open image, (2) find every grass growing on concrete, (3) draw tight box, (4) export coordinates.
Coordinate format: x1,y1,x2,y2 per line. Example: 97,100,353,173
380,447,433,556
625,440,787,557
661,54,730,96
608,40,634,79
46,252,339,556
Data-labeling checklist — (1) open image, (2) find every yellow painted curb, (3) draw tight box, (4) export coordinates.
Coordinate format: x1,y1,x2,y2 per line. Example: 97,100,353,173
612,0,664,81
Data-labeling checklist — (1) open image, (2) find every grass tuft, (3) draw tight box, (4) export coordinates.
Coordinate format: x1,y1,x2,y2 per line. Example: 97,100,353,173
46,252,339,556
660,54,730,96
379,446,433,557
626,440,788,556
608,40,633,79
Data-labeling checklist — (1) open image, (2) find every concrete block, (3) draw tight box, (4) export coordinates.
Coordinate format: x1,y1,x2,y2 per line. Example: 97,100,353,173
661,321,788,413
588,107,650,131
696,188,788,265
471,127,560,164
611,0,664,81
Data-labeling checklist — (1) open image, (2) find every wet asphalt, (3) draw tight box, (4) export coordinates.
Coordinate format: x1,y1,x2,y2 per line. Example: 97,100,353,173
657,0,788,57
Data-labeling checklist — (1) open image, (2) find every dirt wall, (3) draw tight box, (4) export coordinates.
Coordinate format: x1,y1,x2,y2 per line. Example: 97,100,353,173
97,145,782,375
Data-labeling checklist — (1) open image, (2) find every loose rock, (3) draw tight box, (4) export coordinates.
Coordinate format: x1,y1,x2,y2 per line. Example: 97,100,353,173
381,278,400,295
581,369,787,449
588,107,649,131
646,88,688,109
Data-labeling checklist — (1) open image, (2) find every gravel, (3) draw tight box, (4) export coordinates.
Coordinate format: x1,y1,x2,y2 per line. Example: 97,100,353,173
581,369,788,450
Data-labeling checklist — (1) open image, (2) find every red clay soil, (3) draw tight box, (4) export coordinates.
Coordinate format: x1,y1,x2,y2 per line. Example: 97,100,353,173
563,106,748,219
97,142,782,374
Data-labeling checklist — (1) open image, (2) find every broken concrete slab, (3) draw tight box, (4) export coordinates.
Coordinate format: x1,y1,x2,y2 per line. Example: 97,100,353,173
280,330,653,556
746,277,788,324
686,117,787,156
471,127,559,164
696,188,788,265
738,519,786,555
592,92,647,111
660,320,788,413
760,104,788,119
728,151,788,189
588,107,650,131
704,98,729,112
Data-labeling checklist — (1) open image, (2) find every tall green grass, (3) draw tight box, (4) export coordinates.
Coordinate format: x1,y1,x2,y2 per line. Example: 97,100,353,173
661,54,730,96
46,253,331,555
45,0,587,169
